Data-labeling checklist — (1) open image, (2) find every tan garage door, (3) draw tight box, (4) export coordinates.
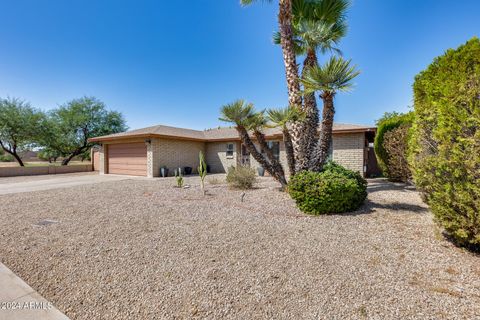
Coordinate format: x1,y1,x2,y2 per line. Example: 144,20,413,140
108,143,147,176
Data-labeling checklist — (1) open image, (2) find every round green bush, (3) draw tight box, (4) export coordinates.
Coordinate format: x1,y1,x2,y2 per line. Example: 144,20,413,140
289,162,367,214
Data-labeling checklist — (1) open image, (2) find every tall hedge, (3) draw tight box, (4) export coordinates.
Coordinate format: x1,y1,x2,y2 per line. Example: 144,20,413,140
410,37,480,250
374,111,413,178
383,124,412,182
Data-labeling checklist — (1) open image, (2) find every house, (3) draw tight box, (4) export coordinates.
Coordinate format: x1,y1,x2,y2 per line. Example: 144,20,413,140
89,123,378,177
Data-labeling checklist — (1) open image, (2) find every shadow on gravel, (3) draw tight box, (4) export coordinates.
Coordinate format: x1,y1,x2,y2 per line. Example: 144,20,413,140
366,178,416,194
362,200,429,214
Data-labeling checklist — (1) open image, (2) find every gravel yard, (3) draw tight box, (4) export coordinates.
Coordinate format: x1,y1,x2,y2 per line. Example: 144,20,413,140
0,175,479,319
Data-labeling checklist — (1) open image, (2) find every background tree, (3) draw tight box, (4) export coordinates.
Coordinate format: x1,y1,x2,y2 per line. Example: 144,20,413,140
302,56,360,171
44,97,127,165
37,148,61,163
0,97,46,166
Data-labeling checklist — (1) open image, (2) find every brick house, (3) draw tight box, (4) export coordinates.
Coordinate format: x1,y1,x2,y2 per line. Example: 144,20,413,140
89,123,378,177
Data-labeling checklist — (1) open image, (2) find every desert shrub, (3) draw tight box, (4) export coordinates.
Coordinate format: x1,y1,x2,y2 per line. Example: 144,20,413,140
410,37,480,250
289,162,367,214
174,169,184,188
382,124,412,182
226,166,256,189
374,111,413,177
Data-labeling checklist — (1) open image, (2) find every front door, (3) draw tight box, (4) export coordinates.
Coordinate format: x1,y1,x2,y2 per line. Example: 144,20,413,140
241,144,250,166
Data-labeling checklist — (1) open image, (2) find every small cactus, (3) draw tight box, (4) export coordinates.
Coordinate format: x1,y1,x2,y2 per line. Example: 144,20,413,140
174,168,184,188
198,151,208,196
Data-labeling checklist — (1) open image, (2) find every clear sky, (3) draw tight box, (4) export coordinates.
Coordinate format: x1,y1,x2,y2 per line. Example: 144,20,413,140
0,0,478,131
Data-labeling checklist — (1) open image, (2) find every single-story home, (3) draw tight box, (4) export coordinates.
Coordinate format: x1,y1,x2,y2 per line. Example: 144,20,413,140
89,123,379,177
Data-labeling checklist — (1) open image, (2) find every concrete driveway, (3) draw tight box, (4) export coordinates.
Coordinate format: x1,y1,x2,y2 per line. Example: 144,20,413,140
0,173,134,195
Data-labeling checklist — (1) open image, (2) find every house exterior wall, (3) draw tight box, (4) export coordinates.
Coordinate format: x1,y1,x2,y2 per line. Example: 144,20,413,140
98,132,367,177
205,141,240,173
247,134,365,176
248,139,288,173
151,138,206,177
331,133,365,174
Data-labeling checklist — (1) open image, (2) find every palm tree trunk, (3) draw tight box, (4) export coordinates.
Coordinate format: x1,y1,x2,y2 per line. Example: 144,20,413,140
253,130,286,178
296,49,319,172
278,0,302,176
310,92,335,172
278,0,302,108
282,127,296,176
236,126,288,189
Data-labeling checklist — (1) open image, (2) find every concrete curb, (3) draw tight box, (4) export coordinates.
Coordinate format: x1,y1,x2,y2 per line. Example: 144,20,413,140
0,263,69,320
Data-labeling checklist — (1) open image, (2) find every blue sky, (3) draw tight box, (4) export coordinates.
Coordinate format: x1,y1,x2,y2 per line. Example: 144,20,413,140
0,1,478,131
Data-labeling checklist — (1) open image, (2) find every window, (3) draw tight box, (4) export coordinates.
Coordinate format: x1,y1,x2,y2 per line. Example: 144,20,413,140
226,143,234,158
266,141,280,160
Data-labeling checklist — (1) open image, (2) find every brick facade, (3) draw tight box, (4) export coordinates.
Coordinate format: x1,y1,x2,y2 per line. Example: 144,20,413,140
332,133,365,174
205,141,240,173
98,132,367,177
151,138,206,177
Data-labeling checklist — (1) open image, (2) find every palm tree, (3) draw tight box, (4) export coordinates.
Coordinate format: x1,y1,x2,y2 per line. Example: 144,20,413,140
241,0,303,173
302,56,360,171
267,106,303,175
273,0,349,171
241,0,302,108
220,100,288,188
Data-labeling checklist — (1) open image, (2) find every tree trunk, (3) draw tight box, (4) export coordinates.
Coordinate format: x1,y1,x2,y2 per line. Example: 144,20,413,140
61,148,86,166
296,49,319,172
11,152,25,167
253,130,286,179
310,92,335,172
0,142,24,166
278,0,302,176
278,0,302,108
282,127,296,176
236,126,288,189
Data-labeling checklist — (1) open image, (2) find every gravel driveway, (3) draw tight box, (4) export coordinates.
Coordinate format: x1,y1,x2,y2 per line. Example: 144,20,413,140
0,176,478,319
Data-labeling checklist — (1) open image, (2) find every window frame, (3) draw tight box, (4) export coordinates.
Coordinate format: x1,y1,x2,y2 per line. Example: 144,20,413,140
266,141,280,160
226,143,234,158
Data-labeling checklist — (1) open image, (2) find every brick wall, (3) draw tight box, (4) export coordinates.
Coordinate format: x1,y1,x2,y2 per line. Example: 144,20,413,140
151,138,206,177
248,134,365,176
97,132,366,177
205,141,240,173
0,164,93,177
332,133,365,174
248,139,287,172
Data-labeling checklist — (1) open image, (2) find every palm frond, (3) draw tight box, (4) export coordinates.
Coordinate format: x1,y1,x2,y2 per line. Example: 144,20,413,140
219,100,256,127
296,19,346,55
302,56,360,94
240,0,273,7
267,106,304,128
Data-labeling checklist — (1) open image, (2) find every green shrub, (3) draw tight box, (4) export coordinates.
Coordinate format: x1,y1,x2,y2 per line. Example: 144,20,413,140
289,162,367,214
382,124,412,182
174,169,184,188
0,150,14,162
226,165,256,189
410,37,480,250
374,111,413,178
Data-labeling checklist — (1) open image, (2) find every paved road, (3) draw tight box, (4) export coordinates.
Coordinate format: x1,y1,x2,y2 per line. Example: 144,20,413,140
0,174,134,195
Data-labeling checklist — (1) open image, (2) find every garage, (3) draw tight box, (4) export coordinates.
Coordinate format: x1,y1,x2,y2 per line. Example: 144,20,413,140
107,143,147,176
